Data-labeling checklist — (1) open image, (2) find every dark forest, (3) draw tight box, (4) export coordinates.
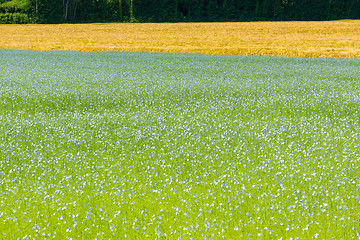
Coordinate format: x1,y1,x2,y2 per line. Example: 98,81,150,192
1,0,359,24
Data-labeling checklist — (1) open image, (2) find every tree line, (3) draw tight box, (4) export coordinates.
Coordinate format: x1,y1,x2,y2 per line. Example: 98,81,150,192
1,0,359,24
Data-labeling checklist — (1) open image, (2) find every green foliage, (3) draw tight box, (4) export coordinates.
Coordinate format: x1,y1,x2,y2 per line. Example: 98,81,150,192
0,12,30,23
0,0,32,23
0,0,29,13
1,0,359,24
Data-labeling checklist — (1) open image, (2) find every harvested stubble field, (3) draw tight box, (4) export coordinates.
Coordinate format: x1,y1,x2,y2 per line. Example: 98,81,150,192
0,21,360,58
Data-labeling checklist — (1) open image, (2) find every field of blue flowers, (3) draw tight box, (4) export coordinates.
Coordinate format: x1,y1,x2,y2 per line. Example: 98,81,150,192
0,50,359,239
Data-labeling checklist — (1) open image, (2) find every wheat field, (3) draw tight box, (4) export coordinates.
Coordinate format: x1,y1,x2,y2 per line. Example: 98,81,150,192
1,21,359,58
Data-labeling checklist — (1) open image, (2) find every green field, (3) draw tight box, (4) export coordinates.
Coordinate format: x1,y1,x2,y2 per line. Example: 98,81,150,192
0,50,359,239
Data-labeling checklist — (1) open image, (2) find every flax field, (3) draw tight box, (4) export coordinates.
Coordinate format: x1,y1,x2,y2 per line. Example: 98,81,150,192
0,50,359,239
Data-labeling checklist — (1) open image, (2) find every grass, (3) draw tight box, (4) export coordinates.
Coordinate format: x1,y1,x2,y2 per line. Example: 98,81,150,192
0,49,359,239
0,21,360,58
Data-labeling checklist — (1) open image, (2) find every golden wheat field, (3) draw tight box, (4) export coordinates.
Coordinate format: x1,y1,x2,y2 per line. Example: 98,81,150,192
1,21,359,58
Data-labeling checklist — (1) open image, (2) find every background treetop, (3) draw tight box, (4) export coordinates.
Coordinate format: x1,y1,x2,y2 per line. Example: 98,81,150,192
0,0,359,24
